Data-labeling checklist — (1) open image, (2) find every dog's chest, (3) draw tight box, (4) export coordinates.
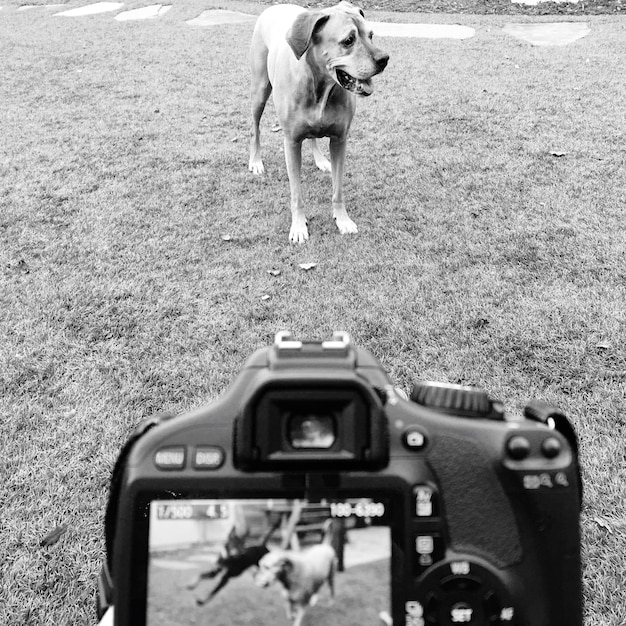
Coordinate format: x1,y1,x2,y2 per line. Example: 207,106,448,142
289,88,356,140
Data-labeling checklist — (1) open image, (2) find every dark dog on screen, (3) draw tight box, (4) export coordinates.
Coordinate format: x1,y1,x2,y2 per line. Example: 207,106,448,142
187,519,280,605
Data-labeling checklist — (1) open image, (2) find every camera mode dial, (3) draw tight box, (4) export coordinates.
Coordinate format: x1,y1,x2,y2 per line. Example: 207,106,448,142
410,382,505,420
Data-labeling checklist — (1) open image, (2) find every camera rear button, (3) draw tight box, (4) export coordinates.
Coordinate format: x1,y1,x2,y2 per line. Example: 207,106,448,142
506,436,531,460
154,446,186,470
193,446,225,470
541,436,562,459
404,428,428,451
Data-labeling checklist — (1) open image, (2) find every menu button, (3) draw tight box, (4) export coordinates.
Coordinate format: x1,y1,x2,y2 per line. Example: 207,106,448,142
154,446,186,470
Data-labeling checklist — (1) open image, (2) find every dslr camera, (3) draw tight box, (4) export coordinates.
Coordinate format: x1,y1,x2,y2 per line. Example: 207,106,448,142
98,331,582,626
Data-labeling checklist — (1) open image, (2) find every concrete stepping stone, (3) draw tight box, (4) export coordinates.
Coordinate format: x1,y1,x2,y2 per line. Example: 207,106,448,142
186,9,256,26
17,4,65,9
185,10,474,40
55,2,124,16
370,21,475,39
114,4,171,20
503,22,590,46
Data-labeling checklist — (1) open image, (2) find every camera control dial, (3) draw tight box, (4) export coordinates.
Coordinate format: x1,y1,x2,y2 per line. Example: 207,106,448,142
415,559,516,625
410,382,505,420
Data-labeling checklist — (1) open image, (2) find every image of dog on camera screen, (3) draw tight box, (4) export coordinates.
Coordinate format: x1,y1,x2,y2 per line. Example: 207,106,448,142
147,498,391,625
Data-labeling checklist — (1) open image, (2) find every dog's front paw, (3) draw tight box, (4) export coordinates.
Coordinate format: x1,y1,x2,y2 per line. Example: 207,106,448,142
311,139,331,173
334,213,358,235
333,205,358,235
289,215,309,244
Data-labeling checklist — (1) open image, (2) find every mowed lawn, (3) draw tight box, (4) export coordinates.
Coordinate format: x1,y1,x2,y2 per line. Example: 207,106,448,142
1,1,625,625
148,556,388,625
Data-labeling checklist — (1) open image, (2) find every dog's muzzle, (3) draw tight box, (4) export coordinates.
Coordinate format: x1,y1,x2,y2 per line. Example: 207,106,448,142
335,68,373,96
331,52,389,97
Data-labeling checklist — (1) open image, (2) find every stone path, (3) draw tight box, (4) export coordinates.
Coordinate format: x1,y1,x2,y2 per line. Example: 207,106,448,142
504,22,590,45
2,3,592,46
55,1,122,16
115,3,170,20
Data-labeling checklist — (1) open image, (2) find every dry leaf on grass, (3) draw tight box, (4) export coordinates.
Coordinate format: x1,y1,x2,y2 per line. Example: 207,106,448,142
593,517,614,534
40,524,68,547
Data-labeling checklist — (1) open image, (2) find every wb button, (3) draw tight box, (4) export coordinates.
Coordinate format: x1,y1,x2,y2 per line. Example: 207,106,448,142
404,428,428,451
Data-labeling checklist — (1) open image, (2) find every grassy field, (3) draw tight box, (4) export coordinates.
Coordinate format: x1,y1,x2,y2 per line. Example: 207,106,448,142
1,0,625,625
148,555,388,625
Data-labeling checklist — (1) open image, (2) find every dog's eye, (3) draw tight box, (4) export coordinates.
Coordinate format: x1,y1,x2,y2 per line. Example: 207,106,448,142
342,34,355,47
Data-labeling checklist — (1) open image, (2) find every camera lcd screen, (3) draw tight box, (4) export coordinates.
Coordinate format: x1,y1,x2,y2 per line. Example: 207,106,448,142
146,497,392,626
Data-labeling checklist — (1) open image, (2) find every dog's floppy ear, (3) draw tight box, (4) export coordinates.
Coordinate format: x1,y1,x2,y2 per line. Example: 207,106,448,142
286,11,331,60
337,1,365,17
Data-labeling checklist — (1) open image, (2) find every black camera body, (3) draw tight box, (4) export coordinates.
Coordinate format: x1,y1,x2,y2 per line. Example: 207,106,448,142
100,332,582,626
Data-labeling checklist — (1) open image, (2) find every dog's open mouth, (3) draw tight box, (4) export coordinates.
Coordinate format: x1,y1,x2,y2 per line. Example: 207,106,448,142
335,69,373,97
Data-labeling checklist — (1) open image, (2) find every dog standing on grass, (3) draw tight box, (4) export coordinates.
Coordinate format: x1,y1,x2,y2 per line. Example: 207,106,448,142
248,1,389,243
255,540,337,626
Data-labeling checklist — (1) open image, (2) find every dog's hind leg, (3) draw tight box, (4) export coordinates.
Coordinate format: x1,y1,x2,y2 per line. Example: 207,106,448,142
249,28,272,175
311,139,331,173
186,574,200,591
327,561,336,602
186,563,221,591
196,571,231,606
291,606,306,626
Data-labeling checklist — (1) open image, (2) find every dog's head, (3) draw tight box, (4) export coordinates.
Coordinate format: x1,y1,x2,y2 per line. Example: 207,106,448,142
254,551,292,587
286,1,389,97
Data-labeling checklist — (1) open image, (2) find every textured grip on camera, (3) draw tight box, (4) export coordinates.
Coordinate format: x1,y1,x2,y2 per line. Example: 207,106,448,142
427,434,522,568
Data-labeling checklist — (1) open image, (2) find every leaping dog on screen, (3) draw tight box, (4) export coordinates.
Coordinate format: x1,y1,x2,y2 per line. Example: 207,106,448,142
248,1,389,243
187,516,282,605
